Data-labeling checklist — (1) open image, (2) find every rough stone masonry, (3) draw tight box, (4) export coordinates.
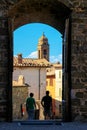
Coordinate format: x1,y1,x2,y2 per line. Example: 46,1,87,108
0,0,87,122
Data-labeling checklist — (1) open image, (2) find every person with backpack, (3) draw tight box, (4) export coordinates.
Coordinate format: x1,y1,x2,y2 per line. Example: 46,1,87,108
26,92,36,120
41,91,52,120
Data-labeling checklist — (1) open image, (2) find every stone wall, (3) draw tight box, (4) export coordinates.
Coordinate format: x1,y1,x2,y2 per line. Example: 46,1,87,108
12,86,28,120
0,17,12,121
71,1,87,121
0,0,87,122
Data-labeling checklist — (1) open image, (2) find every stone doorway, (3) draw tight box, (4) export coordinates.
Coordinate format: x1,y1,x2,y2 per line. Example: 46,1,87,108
0,0,71,122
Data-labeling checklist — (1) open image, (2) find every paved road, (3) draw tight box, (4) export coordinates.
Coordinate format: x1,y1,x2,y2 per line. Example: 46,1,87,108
0,121,87,130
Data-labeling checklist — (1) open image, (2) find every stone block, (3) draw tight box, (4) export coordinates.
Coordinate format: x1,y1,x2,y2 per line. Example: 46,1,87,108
75,92,84,98
72,98,80,106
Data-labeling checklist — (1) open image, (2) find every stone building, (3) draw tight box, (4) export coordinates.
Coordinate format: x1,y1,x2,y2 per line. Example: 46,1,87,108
12,75,29,120
0,0,87,122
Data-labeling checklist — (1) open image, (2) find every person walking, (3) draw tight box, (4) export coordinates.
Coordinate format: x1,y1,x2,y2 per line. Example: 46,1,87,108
41,91,52,120
26,92,36,120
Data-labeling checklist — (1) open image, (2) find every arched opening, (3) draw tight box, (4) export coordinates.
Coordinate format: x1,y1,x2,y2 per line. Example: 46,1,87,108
0,0,72,122
13,23,62,120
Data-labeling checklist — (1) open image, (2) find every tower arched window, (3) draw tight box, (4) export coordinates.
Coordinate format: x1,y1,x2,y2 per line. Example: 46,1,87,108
43,49,47,55
38,50,40,58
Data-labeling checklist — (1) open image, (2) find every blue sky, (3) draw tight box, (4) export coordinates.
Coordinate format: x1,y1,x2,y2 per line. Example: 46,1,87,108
13,23,62,63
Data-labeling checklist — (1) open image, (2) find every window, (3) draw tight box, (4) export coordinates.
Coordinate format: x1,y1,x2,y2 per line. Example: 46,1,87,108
38,50,40,58
43,49,47,55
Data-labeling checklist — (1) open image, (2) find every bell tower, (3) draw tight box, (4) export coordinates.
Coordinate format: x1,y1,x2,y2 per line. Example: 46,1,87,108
38,33,49,61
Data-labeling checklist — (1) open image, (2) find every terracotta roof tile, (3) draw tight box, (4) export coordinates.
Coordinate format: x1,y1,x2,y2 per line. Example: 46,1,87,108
13,57,52,67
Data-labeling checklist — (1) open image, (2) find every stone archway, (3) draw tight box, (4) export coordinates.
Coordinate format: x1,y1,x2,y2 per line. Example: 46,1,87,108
9,0,71,122
8,0,70,32
0,0,71,122
0,0,87,122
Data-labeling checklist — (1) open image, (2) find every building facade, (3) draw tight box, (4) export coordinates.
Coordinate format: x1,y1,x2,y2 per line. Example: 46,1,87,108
46,63,62,119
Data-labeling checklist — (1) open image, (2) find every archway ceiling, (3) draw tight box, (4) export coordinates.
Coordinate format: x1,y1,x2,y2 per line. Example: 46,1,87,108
0,0,71,35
